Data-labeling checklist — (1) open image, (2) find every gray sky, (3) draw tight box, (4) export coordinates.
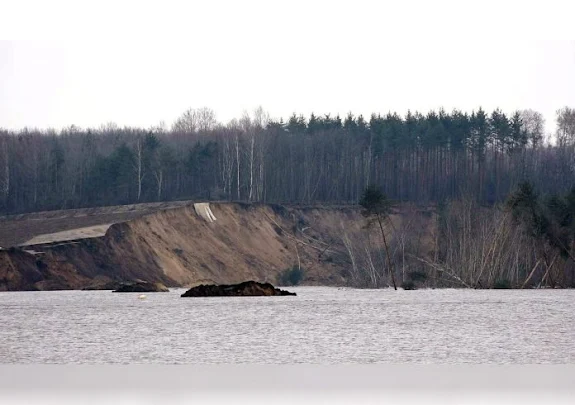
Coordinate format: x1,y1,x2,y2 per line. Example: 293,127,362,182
1,1,575,134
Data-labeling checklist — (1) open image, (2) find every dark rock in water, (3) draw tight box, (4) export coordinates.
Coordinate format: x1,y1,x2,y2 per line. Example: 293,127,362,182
181,280,296,297
112,280,169,293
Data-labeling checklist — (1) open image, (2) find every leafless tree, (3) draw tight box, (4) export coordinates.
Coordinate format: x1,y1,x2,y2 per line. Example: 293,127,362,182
0,132,10,205
520,109,545,148
134,136,144,201
556,107,575,146
172,107,217,133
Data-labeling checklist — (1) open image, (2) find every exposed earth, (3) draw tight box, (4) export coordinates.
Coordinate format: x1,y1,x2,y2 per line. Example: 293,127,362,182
0,201,435,291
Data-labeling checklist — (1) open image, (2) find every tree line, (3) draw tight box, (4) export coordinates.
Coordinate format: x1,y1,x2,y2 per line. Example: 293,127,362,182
1,106,575,215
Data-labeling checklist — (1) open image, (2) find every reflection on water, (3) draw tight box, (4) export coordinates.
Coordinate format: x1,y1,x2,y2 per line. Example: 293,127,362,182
0,287,573,364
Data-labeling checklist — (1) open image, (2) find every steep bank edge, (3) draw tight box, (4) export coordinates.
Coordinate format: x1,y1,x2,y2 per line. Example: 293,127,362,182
0,202,434,291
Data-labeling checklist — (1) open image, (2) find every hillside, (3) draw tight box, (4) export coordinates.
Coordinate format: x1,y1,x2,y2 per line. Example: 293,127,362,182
0,201,435,291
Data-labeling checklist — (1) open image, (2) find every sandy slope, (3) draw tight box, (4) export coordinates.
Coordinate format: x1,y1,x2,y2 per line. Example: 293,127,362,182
0,202,434,291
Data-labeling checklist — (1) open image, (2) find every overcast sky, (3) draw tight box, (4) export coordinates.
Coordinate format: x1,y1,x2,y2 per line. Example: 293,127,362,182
1,1,575,134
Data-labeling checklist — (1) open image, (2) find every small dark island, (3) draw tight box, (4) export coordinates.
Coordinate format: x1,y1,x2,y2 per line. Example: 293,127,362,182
181,281,296,297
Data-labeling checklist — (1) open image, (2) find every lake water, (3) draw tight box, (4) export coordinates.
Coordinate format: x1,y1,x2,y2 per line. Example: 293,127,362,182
1,287,574,364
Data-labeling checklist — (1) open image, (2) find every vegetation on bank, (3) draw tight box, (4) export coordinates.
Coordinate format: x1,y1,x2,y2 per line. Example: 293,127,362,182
347,184,575,290
359,185,397,290
278,266,305,286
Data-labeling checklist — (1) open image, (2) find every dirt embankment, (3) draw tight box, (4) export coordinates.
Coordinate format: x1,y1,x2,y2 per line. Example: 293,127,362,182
0,201,194,247
0,202,435,291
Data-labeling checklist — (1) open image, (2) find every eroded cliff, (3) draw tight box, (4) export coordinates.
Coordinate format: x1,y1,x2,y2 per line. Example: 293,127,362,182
0,202,435,291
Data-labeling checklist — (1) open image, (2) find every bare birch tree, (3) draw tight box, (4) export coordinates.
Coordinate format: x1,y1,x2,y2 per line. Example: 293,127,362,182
0,133,9,206
134,136,144,201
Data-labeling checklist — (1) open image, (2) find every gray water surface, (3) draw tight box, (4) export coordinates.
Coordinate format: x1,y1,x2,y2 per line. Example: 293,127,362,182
1,287,574,364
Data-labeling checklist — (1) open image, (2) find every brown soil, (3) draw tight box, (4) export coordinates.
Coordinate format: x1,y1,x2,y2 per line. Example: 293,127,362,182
0,202,435,291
